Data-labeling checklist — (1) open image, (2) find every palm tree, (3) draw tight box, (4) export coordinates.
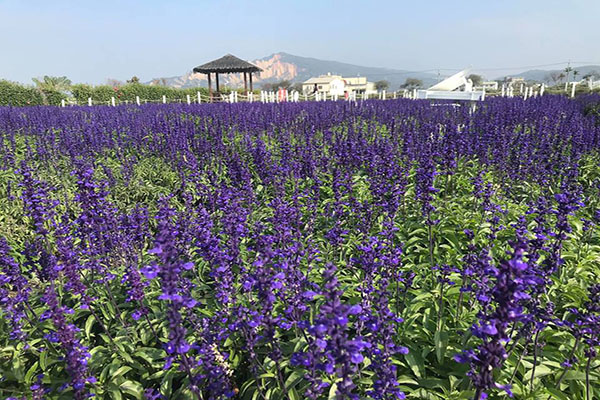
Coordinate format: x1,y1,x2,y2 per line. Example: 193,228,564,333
32,76,72,92
563,67,573,91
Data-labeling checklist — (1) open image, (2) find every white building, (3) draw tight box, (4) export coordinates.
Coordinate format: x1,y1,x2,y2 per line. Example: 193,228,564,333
303,74,345,96
302,74,377,96
480,81,498,90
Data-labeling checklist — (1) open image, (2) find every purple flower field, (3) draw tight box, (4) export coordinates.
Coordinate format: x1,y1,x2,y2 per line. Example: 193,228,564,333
1,96,600,399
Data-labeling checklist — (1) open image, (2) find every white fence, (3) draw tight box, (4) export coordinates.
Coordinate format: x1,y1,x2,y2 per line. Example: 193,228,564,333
58,89,454,107
58,83,585,107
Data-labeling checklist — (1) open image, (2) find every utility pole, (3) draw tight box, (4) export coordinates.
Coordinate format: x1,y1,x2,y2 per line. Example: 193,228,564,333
565,60,571,92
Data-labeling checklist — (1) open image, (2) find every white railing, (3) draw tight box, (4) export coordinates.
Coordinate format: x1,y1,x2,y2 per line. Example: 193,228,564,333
56,83,586,107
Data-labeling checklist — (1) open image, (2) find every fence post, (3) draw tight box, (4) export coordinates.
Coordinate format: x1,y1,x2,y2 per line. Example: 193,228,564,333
197,91,201,103
540,83,545,96
162,95,166,104
111,97,116,107
136,96,140,106
61,99,65,107
88,97,92,106
571,82,576,98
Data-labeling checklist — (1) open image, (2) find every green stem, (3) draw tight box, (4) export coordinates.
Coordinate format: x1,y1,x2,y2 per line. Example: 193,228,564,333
555,336,580,389
586,356,592,400
530,329,541,392
437,281,444,332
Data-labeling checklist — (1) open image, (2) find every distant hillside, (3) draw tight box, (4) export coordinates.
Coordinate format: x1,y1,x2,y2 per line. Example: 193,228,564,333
498,65,600,83
146,52,439,89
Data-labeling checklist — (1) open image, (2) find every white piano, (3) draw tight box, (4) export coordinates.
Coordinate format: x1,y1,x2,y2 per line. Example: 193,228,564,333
416,69,485,101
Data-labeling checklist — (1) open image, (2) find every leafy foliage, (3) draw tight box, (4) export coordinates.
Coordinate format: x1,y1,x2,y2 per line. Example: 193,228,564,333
0,80,66,106
70,83,211,104
1,96,600,400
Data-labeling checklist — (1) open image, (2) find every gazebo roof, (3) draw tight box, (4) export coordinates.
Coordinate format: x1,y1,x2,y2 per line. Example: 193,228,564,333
193,54,262,74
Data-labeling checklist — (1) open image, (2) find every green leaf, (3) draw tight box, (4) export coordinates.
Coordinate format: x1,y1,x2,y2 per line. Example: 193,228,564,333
39,350,49,371
108,383,123,400
120,380,144,399
112,365,132,379
160,370,175,398
546,387,570,400
284,370,304,391
434,331,449,364
404,351,425,379
523,364,554,381
85,314,96,339
288,387,301,400
328,382,338,399
24,361,39,385
12,353,24,381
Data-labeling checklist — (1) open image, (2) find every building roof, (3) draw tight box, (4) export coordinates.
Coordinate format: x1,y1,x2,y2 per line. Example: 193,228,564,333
193,54,262,74
303,75,343,85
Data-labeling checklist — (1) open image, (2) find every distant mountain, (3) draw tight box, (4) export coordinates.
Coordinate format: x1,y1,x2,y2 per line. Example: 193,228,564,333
146,52,439,89
497,65,600,83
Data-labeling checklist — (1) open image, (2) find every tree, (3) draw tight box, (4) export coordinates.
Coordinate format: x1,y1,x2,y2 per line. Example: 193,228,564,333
573,70,579,81
400,78,423,89
583,71,600,81
374,80,389,91
127,76,140,84
262,80,294,91
31,76,72,92
563,66,573,90
564,66,573,81
467,74,483,86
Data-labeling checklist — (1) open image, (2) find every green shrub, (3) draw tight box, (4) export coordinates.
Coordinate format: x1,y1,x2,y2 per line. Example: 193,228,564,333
0,80,67,107
0,80,44,106
71,83,211,104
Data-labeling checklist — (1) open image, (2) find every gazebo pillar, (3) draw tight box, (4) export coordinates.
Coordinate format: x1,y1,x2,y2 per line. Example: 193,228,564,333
249,73,253,92
243,72,248,94
207,73,212,102
216,73,220,93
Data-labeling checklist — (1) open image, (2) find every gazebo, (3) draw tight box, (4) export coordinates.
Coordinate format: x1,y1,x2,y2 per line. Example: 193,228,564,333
193,54,262,101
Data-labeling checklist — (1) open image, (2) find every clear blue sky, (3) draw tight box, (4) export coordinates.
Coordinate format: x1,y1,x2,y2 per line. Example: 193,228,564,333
1,0,599,84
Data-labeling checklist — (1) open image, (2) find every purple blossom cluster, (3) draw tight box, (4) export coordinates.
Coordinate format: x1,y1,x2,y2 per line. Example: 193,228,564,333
0,95,600,399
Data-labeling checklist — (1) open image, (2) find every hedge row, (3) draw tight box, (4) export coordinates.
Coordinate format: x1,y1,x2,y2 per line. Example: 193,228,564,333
70,84,215,104
0,80,67,107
